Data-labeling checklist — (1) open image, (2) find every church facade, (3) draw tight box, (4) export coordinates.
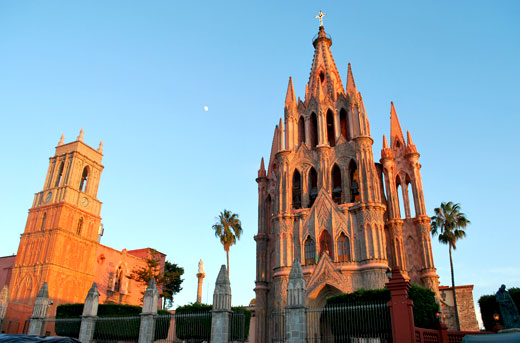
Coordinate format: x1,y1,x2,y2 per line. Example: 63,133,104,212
254,25,439,342
1,131,165,334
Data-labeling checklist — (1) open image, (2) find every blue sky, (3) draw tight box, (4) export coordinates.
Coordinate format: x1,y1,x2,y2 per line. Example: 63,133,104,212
0,1,519,322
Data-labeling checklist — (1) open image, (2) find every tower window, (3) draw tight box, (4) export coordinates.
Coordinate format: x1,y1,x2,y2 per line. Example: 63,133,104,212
55,162,64,187
310,112,318,149
40,212,47,231
308,167,318,207
331,164,343,204
79,166,89,192
319,230,332,258
77,217,83,235
340,108,350,141
292,170,302,209
319,72,325,83
337,234,350,262
298,116,306,146
349,160,360,202
326,110,335,147
114,266,122,292
304,236,316,265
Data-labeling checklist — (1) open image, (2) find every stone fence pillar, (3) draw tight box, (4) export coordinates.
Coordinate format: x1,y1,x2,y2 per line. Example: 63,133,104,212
285,260,306,343
79,283,99,343
138,279,159,343
386,268,415,343
0,286,8,332
211,265,232,343
28,283,51,336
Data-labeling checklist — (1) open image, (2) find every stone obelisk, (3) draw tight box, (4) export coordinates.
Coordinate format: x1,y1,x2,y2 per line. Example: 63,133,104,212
196,259,206,303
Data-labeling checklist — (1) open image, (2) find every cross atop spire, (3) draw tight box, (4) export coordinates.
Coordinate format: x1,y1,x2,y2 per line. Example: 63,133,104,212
315,10,326,27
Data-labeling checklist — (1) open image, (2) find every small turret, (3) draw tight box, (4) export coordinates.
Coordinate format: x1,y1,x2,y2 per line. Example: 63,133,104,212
58,134,64,146
405,130,418,154
346,63,357,95
77,128,84,142
258,157,266,178
390,102,405,150
381,134,393,159
97,140,103,154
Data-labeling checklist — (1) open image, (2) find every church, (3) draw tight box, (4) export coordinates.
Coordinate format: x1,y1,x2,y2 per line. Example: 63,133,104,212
0,131,165,334
254,22,441,342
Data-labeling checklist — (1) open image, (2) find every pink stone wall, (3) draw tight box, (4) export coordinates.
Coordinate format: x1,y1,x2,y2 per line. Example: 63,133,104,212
439,285,479,331
0,256,14,290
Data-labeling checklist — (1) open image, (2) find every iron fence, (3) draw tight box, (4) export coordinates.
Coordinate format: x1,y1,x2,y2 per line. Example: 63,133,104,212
271,310,286,343
230,312,246,342
94,315,140,343
174,311,212,343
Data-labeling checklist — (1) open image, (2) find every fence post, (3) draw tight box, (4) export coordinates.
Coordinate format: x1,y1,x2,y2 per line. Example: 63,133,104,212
211,265,232,343
386,268,415,343
28,282,50,336
139,279,159,343
285,260,306,343
438,322,449,343
0,286,8,332
79,283,99,343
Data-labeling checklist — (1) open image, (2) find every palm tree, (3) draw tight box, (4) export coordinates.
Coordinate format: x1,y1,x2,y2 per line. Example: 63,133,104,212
212,210,243,276
431,201,470,331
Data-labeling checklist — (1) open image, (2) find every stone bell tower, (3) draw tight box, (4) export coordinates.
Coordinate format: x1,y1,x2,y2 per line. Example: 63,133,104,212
6,130,104,328
254,22,439,343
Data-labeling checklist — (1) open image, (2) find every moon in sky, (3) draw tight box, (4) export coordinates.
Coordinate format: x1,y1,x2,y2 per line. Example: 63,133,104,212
203,106,209,112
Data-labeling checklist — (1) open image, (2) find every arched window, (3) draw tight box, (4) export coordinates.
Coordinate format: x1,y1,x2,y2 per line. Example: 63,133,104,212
310,112,318,149
349,160,360,202
265,195,272,234
292,170,302,209
331,164,342,204
77,217,83,235
406,176,416,218
396,177,405,219
298,116,306,146
337,234,350,262
319,230,332,257
326,110,335,147
79,166,89,192
304,236,316,265
308,167,318,207
55,162,64,187
319,71,325,83
40,212,47,231
114,266,122,292
340,108,350,141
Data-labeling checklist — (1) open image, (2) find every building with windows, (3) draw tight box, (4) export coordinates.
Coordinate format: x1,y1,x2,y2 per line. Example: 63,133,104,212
254,25,439,342
1,131,165,334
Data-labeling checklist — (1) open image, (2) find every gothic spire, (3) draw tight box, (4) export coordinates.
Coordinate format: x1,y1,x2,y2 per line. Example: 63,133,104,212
58,133,64,146
346,63,357,94
285,77,296,107
390,102,405,148
306,26,344,102
258,157,266,178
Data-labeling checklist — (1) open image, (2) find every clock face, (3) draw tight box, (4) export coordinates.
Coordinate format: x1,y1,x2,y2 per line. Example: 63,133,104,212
81,197,89,207
45,192,52,203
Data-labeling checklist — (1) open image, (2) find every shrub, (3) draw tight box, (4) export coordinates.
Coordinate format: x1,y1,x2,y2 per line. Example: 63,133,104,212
479,287,520,331
325,284,439,330
55,303,171,340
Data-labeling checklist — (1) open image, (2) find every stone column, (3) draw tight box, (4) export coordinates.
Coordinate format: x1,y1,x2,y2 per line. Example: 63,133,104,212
28,282,51,336
285,260,306,343
386,268,415,343
211,265,232,343
138,279,158,343
0,286,8,332
79,283,99,343
196,259,206,303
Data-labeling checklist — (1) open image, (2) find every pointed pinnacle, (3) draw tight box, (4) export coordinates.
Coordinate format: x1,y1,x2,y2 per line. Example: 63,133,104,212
58,133,64,146
390,102,405,148
260,157,265,171
77,128,84,142
406,131,414,146
285,76,296,107
346,63,357,94
383,135,389,149
98,140,103,153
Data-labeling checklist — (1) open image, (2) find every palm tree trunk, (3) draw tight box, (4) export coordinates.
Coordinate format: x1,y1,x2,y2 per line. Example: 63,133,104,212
449,244,461,331
226,249,230,277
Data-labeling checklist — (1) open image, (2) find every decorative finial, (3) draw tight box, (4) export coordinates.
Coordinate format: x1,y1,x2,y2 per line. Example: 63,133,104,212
77,128,84,142
98,140,103,153
58,133,64,146
315,10,326,27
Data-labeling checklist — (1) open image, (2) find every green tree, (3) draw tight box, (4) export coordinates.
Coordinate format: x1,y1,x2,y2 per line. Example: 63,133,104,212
431,201,470,331
212,210,243,276
128,249,184,307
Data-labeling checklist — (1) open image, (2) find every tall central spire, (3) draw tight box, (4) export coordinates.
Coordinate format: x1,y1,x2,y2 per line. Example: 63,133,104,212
306,26,344,103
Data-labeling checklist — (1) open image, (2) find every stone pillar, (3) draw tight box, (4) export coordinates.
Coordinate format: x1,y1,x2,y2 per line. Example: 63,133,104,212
28,282,50,336
79,283,99,343
386,268,415,343
0,286,8,332
138,279,158,343
285,260,306,343
196,259,206,304
211,265,232,343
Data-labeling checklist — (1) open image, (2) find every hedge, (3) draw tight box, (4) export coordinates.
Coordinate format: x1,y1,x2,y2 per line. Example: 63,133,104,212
55,303,171,340
478,287,520,331
326,284,439,330
175,303,251,340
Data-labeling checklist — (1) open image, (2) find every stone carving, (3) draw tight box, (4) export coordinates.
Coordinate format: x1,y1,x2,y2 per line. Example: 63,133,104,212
496,285,520,329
